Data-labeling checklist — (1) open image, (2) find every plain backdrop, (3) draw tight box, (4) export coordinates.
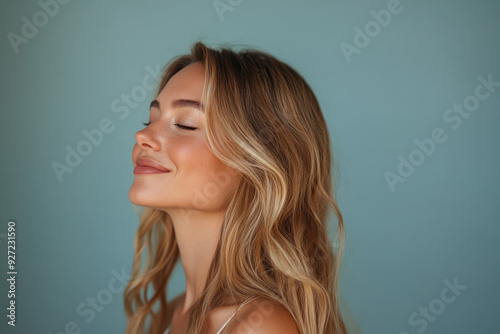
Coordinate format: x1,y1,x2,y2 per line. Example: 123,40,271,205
1,0,499,333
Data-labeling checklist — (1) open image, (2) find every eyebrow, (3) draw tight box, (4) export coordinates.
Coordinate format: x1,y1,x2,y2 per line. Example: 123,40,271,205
150,99,204,112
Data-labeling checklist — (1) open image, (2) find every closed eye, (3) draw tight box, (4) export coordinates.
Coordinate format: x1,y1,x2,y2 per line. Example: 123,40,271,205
141,121,197,131
175,123,197,131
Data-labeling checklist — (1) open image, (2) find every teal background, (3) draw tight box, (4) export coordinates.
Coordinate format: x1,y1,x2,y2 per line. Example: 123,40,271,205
1,0,499,333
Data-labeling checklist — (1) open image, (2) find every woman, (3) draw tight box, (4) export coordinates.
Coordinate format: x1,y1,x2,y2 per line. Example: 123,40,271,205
124,41,354,334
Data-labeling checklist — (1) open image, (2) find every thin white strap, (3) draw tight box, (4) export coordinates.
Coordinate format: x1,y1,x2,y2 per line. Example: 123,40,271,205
216,298,255,334
164,298,256,334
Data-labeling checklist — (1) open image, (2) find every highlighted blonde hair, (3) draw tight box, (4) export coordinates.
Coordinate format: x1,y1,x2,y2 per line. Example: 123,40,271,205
124,41,357,334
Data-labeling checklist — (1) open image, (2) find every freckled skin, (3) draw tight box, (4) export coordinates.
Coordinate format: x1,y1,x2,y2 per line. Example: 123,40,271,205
129,62,241,212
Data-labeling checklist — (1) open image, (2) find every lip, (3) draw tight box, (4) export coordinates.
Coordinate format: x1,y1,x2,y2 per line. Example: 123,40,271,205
134,157,170,174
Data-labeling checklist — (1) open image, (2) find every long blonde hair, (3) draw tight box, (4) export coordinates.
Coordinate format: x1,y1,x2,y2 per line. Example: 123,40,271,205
124,41,356,334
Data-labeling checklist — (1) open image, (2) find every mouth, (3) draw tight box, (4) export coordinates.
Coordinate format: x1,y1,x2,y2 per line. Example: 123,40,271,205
134,157,171,175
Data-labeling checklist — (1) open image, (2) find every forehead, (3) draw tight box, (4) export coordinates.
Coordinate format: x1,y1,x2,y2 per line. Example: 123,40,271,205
158,62,205,101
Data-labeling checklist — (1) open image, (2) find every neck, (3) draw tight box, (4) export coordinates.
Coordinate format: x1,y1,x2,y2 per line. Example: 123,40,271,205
165,207,225,314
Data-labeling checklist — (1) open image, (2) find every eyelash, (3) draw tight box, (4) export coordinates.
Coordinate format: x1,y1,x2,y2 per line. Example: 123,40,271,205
142,121,197,131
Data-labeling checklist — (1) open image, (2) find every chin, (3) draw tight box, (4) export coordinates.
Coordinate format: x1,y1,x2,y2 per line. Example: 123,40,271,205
128,186,148,207
128,187,168,210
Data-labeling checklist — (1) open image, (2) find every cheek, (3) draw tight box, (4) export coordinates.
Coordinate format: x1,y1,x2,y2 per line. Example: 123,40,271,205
171,139,238,188
171,138,215,172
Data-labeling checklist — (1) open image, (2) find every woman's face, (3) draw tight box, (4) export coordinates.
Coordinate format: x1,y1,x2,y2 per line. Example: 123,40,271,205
129,62,241,213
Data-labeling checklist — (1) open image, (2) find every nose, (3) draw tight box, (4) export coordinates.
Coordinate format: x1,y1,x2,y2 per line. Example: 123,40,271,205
135,126,161,151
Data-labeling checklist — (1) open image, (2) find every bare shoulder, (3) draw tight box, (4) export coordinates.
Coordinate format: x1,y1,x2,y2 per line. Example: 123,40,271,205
226,297,299,334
